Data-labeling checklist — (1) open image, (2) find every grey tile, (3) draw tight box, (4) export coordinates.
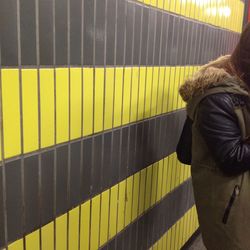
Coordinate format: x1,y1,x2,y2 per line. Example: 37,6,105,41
129,125,136,175
56,145,68,215
55,0,68,65
111,129,120,186
70,0,82,65
135,122,143,172
170,16,179,65
24,155,39,233
95,0,105,65
147,119,156,165
102,132,112,190
20,0,36,65
133,5,142,65
143,120,150,166
189,21,196,65
125,2,134,65
147,9,155,65
155,116,162,161
120,127,129,179
154,11,162,65
0,168,6,249
165,14,174,66
39,0,53,65
106,0,116,65
140,7,149,65
41,150,54,225
70,141,81,208
81,138,92,202
116,232,124,250
83,0,94,65
5,160,23,243
160,13,169,65
130,220,138,250
92,135,102,196
0,0,18,66
115,0,126,65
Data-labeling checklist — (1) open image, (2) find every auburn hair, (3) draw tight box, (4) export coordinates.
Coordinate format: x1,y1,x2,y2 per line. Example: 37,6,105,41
231,22,250,85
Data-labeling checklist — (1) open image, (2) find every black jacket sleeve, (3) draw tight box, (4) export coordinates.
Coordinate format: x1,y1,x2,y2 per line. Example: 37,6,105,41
197,93,250,175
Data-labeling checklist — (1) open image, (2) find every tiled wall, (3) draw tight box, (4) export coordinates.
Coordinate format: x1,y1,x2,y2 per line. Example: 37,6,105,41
0,0,245,249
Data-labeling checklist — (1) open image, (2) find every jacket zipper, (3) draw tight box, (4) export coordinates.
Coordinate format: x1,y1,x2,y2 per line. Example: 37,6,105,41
222,185,240,224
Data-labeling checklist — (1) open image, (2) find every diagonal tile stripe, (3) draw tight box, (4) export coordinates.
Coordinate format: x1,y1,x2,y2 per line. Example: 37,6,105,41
100,178,195,250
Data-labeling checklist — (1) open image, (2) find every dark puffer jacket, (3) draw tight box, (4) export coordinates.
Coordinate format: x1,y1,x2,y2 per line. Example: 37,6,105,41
179,55,250,250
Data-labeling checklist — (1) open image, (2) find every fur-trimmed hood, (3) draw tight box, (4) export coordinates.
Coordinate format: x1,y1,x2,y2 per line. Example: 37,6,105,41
179,55,250,119
179,55,249,103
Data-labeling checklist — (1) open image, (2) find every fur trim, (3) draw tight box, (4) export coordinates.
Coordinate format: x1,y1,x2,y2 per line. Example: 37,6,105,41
179,55,247,102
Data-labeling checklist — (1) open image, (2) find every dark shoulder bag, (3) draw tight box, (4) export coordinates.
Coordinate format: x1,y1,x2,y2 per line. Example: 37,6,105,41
176,116,192,165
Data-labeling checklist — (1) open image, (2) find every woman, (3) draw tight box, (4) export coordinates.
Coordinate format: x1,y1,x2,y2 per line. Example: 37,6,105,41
177,23,250,250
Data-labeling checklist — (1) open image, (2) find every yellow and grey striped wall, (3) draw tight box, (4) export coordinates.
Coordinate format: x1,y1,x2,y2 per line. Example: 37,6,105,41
0,0,245,249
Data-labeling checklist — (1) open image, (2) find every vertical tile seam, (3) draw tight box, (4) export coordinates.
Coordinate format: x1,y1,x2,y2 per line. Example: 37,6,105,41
16,0,27,249
78,0,85,247
89,0,97,249
35,0,43,246
0,33,9,250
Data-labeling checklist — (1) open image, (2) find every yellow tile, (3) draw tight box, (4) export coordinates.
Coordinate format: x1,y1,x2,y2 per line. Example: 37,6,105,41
150,163,158,206
117,180,126,232
2,69,21,158
166,155,172,193
132,172,140,221
170,0,176,12
166,228,172,250
167,67,175,112
90,195,100,250
109,184,118,238
157,0,164,9
162,67,170,114
42,222,54,250
161,158,168,197
145,165,153,210
94,68,104,133
70,68,82,139
144,67,153,118
164,0,171,11
151,67,159,117
150,0,157,7
130,67,139,122
156,67,165,115
156,160,163,202
114,68,123,127
80,201,90,250
22,69,39,153
83,68,94,136
69,207,80,250
173,67,180,110
162,233,167,250
104,68,114,130
26,230,40,250
138,67,146,121
56,68,69,143
8,239,24,250
125,176,133,226
122,67,132,125
175,0,181,15
56,214,67,250
99,190,110,246
138,168,147,215
40,69,55,148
